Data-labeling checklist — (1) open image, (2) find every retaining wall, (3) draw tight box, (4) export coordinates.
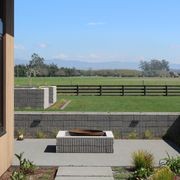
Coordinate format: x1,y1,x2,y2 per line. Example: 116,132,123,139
40,86,57,104
14,112,180,139
14,88,49,109
14,86,57,109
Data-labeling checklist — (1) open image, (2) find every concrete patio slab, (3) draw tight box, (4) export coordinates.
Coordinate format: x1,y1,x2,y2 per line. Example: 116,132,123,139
13,139,180,167
56,167,113,176
55,167,113,180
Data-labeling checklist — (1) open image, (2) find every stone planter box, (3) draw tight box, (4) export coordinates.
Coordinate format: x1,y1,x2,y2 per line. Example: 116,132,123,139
56,130,114,153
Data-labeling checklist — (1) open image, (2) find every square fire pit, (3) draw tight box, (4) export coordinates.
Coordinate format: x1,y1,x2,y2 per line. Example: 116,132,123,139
56,130,114,153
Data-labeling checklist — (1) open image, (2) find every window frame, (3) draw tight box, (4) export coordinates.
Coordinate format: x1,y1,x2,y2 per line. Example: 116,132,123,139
0,0,5,136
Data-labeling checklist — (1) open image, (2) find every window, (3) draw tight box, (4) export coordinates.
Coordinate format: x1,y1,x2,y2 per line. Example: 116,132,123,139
0,0,4,135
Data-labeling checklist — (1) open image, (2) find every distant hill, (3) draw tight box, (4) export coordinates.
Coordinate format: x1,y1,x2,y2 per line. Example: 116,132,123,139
47,59,140,70
15,59,139,70
170,63,180,70
171,69,180,73
15,58,180,71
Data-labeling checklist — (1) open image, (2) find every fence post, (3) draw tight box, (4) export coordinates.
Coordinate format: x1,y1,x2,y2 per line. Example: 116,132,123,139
122,85,124,96
165,85,168,96
100,85,102,96
77,85,79,96
144,85,146,96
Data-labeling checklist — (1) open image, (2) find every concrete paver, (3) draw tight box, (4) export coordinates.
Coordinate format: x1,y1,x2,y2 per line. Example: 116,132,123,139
55,167,113,180
13,139,180,167
56,167,113,176
55,177,114,180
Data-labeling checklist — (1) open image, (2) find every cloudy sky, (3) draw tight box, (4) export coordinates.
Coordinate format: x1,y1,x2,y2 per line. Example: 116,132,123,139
15,0,180,65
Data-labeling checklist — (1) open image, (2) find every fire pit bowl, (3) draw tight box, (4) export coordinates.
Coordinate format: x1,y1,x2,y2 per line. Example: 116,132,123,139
69,128,106,136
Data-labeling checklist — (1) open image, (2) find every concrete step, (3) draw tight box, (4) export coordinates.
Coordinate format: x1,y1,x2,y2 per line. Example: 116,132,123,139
55,167,114,180
55,177,114,180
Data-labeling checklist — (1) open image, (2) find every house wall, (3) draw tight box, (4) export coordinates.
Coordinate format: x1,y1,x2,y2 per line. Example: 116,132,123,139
0,0,14,177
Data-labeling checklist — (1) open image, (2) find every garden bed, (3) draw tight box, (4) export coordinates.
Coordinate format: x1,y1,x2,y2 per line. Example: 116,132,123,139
1,166,57,180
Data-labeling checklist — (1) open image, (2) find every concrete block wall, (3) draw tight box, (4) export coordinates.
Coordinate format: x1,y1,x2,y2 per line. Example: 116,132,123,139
49,86,57,104
14,112,180,138
14,88,50,109
40,86,57,104
15,86,57,109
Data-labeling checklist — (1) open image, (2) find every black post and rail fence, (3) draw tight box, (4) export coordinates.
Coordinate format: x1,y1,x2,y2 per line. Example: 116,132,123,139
57,85,180,96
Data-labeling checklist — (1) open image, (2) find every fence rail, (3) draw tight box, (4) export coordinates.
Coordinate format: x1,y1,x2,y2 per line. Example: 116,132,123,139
57,85,180,96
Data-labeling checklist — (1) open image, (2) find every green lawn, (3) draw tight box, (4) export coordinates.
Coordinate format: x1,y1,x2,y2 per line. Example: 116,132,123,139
47,95,180,112
15,77,180,112
15,77,180,87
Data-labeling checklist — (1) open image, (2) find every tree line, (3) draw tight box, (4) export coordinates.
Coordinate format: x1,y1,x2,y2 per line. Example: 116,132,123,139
14,53,142,77
139,59,170,77
15,53,176,77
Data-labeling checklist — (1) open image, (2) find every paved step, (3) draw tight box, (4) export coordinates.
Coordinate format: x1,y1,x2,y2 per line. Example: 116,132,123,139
55,167,114,180
55,177,114,180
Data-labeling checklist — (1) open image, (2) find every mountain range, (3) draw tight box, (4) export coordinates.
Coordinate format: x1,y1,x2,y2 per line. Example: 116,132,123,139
15,58,180,71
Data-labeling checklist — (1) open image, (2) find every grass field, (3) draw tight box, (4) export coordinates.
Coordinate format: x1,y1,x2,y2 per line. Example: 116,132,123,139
47,95,180,112
15,77,180,112
15,77,180,86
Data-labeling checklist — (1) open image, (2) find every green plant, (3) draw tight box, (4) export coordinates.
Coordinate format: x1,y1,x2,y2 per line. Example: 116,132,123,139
143,129,153,139
10,171,26,180
132,167,152,179
35,131,46,138
15,152,36,175
159,154,180,175
112,167,132,180
113,130,121,139
149,166,175,180
50,129,59,138
16,129,25,140
132,150,154,171
128,131,138,139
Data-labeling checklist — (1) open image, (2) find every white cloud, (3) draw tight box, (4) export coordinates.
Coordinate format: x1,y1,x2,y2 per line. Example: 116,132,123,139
54,53,68,59
89,53,100,59
15,44,26,50
38,43,48,49
87,22,106,26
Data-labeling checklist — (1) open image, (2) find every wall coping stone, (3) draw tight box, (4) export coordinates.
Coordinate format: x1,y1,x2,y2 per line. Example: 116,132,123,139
14,111,180,116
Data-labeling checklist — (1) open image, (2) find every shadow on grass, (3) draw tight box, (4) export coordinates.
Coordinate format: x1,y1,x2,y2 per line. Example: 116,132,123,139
44,145,56,153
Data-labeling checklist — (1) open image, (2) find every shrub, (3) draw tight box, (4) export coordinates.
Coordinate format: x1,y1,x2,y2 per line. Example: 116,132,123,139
50,129,59,138
159,154,180,175
113,130,121,139
10,171,26,180
35,131,46,138
149,167,175,180
128,131,138,139
132,150,154,171
132,167,152,179
15,152,36,175
143,130,153,139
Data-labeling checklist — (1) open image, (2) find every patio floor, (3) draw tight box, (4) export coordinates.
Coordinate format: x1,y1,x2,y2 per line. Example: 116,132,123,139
13,139,180,167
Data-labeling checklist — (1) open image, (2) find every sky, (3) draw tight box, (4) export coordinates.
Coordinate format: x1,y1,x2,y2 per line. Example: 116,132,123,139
15,0,180,67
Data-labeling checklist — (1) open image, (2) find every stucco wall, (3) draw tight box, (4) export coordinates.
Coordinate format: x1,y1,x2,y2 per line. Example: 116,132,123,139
0,34,14,176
